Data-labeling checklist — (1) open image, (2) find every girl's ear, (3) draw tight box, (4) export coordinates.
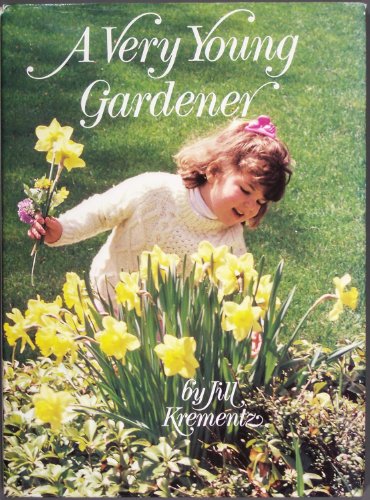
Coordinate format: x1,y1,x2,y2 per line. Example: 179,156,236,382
205,167,219,184
206,172,215,183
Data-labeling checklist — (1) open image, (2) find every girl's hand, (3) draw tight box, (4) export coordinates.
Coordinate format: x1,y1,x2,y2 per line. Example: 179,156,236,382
28,214,63,244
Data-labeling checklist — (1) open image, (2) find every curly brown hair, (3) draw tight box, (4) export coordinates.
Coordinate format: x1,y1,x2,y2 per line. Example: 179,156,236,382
174,119,293,227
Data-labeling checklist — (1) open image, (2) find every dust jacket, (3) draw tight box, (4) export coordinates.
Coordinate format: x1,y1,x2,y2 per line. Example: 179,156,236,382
1,1,366,498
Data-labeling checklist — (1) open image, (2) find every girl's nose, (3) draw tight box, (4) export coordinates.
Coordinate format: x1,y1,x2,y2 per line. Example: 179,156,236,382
243,198,259,210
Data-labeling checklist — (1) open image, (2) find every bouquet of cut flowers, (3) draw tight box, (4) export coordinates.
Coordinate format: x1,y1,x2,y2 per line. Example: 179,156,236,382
17,119,86,284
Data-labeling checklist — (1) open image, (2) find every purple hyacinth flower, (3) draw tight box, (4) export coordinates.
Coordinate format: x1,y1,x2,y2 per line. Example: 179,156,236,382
17,198,36,224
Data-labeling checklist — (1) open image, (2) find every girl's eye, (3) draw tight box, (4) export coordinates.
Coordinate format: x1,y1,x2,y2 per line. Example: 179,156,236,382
240,186,267,205
240,186,251,196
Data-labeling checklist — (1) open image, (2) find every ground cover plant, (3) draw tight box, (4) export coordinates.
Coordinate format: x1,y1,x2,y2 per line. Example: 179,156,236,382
2,2,366,497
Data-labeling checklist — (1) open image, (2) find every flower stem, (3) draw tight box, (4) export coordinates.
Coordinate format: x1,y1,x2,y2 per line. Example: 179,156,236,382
306,293,337,314
43,162,63,220
277,293,338,367
11,345,16,366
43,151,56,218
31,248,38,287
48,156,55,181
30,154,63,286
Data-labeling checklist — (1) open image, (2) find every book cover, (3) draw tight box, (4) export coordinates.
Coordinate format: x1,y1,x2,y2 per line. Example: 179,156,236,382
1,1,366,497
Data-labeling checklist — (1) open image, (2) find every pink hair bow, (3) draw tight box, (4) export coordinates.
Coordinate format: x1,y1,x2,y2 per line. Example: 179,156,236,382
245,115,276,139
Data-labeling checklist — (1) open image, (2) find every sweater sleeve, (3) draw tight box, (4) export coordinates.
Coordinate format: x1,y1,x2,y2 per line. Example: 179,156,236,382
47,174,148,247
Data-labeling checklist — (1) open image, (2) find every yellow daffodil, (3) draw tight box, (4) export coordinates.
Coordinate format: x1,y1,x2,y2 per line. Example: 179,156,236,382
64,311,85,335
46,139,85,171
63,272,91,321
115,271,141,316
140,245,180,289
95,316,140,363
4,308,35,352
25,295,63,325
216,252,257,298
329,274,359,321
34,118,73,153
191,241,229,283
33,385,74,431
222,296,262,342
34,176,52,189
35,317,77,363
154,335,199,378
52,186,69,207
254,275,281,316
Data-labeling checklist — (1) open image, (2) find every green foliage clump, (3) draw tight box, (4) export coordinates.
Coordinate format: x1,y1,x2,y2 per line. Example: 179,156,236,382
3,344,365,497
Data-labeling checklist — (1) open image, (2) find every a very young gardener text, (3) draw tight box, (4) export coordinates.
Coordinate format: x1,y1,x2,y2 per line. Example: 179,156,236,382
26,9,299,128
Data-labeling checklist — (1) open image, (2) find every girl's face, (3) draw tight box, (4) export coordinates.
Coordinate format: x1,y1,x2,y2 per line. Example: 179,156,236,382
199,168,267,227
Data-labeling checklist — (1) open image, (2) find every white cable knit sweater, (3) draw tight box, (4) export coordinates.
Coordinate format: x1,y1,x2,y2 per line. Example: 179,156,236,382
49,172,247,301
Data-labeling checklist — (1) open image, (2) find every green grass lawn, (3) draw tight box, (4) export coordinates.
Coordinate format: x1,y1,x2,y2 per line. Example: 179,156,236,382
2,2,365,358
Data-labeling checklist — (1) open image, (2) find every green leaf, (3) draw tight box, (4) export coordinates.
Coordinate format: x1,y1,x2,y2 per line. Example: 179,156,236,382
177,457,198,467
30,485,60,495
196,467,218,481
156,439,173,459
143,449,162,463
23,183,31,197
325,341,363,363
5,412,25,427
268,443,282,459
83,418,98,441
310,347,322,369
313,381,327,394
292,430,305,497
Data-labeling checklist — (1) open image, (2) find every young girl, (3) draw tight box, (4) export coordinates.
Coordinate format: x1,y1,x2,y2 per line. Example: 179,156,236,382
29,115,292,304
